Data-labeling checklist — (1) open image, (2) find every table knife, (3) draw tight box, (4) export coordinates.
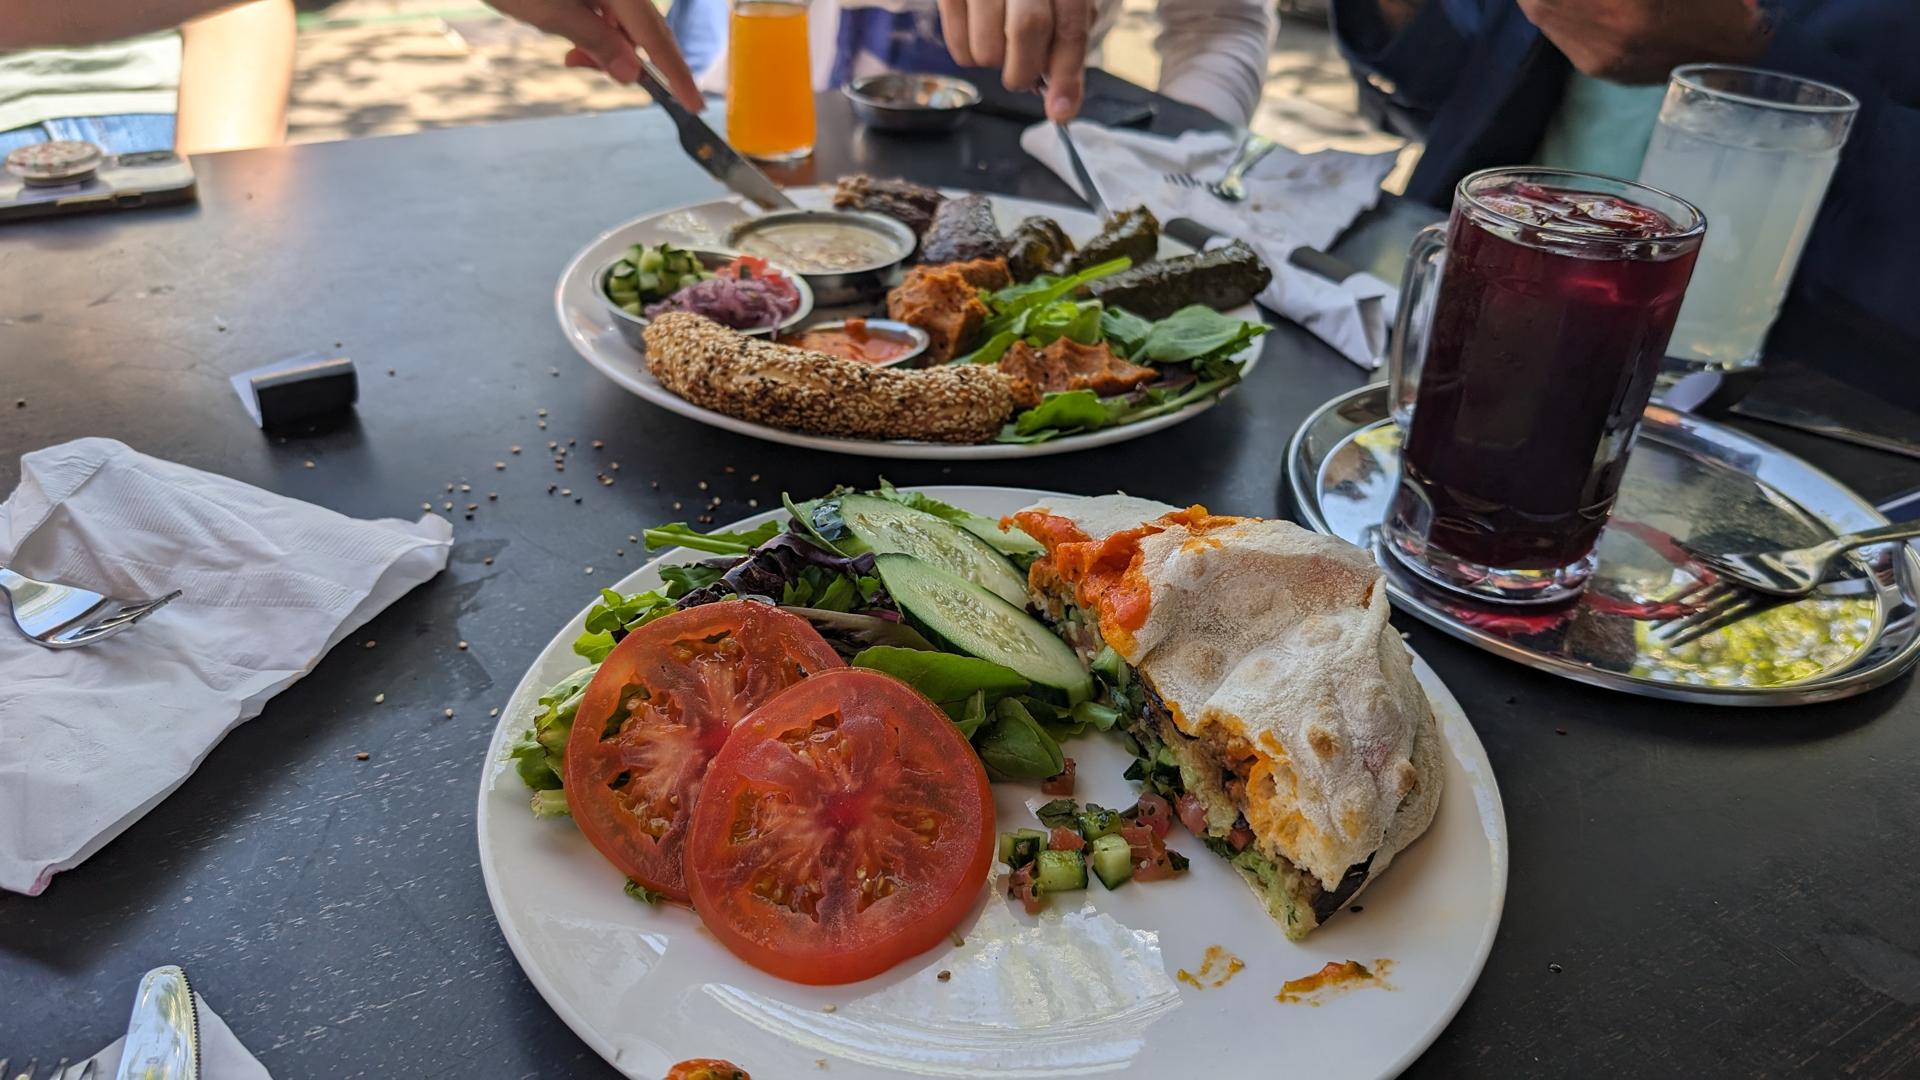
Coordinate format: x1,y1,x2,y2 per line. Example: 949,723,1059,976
114,965,199,1080
1054,122,1110,219
630,59,795,211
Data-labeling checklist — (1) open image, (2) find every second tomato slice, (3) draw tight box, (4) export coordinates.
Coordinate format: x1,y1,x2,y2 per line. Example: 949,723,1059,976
686,668,996,984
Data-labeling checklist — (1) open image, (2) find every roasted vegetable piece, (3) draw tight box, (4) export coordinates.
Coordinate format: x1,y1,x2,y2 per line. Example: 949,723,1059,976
832,174,946,237
1085,240,1271,319
1068,205,1159,272
920,193,1005,264
1005,216,1076,281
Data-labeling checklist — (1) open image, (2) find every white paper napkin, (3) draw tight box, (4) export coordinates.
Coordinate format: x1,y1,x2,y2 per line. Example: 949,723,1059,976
0,438,452,895
1020,121,1402,369
86,992,271,1079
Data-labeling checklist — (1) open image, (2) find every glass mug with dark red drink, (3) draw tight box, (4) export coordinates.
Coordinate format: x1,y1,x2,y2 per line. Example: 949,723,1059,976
1384,168,1706,604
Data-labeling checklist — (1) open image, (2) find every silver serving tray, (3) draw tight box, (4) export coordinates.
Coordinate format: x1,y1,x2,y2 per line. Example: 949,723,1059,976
1287,384,1920,705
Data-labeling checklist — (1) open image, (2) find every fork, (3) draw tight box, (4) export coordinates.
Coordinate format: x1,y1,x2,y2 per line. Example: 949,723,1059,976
0,1057,96,1079
0,566,181,649
1649,521,1920,646
1685,520,1920,598
1164,133,1278,202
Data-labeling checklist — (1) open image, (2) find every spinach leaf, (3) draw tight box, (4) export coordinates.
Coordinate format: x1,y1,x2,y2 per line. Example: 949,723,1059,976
975,697,1066,781
1100,307,1155,357
954,328,1018,365
852,646,1030,705
659,563,725,598
984,256,1130,334
1024,300,1104,347
950,689,990,739
1035,798,1081,829
1007,389,1125,437
1137,305,1267,364
996,369,1244,444
642,519,781,556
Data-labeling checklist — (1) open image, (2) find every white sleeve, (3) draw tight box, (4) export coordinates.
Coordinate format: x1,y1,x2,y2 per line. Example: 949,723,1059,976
1151,0,1275,126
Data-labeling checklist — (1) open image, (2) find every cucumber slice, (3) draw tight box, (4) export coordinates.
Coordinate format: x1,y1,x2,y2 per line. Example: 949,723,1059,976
1000,829,1046,869
838,494,1030,607
876,554,1091,703
1089,834,1133,888
1034,849,1088,894
1079,805,1124,840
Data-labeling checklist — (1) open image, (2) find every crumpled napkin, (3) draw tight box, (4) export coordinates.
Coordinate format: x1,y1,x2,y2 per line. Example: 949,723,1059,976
86,992,271,1079
0,438,451,895
1020,121,1402,369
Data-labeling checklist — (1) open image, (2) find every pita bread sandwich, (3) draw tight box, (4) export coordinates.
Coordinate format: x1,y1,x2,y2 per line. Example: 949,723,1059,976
1010,495,1442,940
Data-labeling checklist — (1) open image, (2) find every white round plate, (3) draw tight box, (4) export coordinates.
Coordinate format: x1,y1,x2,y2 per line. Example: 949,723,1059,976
477,487,1508,1079
554,188,1265,459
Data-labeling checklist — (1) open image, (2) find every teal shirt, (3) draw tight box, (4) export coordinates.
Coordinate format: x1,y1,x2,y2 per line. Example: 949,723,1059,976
1534,72,1666,180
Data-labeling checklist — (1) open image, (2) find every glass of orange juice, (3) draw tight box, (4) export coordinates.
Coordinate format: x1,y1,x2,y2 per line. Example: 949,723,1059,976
726,0,815,161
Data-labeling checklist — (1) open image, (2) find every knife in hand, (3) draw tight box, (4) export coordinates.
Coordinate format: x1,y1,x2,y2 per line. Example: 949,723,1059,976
114,965,199,1080
630,58,796,211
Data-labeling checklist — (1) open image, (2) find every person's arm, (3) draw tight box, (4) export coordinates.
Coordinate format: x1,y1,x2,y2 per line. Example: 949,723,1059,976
1,0,704,110
1514,0,1767,84
0,0,244,47
174,0,294,155
1329,0,1479,118
1152,0,1275,126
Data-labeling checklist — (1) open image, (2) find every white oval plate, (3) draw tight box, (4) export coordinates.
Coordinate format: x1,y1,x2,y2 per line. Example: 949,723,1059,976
477,487,1508,1079
554,189,1264,459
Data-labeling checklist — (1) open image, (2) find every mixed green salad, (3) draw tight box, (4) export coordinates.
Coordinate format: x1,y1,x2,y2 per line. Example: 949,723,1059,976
512,482,1119,812
953,258,1268,445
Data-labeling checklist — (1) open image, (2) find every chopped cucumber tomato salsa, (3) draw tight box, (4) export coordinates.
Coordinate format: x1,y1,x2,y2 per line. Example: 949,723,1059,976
506,482,1192,978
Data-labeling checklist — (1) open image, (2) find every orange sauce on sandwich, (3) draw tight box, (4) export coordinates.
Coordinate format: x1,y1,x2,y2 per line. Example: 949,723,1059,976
1011,505,1240,655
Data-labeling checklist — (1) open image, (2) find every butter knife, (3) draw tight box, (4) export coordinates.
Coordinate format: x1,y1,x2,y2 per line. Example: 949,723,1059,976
114,965,199,1080
630,58,795,211
1054,121,1109,219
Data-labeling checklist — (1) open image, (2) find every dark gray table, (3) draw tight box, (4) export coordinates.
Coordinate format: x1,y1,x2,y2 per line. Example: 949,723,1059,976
4,73,1919,1079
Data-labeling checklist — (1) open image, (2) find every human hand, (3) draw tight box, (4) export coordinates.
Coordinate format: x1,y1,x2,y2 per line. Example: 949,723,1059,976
1516,0,1768,85
937,0,1093,122
490,0,703,110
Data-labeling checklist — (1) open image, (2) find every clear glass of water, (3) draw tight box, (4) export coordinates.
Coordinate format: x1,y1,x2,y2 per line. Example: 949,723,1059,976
1637,64,1858,374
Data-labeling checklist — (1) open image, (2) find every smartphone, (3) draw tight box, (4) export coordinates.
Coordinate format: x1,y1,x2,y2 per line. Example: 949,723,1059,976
1,146,196,222
972,84,1157,128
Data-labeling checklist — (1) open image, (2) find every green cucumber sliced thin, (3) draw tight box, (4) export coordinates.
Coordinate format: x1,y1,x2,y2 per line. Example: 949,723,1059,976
875,553,1091,703
838,494,1030,607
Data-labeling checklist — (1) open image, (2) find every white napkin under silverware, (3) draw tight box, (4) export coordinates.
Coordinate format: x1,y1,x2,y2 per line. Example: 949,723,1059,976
0,438,452,896
1020,121,1402,370
86,992,271,1079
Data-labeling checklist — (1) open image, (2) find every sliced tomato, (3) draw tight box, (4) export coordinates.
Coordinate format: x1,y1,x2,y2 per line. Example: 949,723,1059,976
684,668,995,985
566,601,842,901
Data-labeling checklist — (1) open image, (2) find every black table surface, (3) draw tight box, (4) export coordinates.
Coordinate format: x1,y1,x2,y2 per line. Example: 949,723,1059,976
4,72,1920,1078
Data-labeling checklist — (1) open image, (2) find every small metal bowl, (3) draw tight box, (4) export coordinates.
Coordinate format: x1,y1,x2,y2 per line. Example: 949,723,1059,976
780,318,932,369
725,210,917,306
599,247,814,351
844,73,981,134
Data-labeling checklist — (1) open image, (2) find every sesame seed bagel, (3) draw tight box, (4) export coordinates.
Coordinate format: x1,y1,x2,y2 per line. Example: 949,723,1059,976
642,312,1015,443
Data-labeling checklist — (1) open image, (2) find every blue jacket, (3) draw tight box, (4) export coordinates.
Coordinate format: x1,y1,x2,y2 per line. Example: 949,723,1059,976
1331,0,1920,343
